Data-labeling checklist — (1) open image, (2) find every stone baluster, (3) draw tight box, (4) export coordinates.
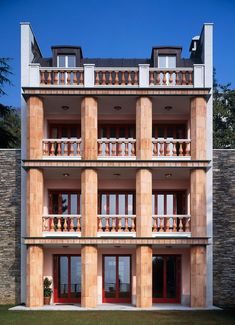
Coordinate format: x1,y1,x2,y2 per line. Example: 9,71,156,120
128,71,132,85
77,217,81,232
182,71,186,85
108,71,112,85
159,217,164,232
111,218,116,232
105,141,109,156
40,71,45,84
63,141,68,156
169,71,173,84
50,217,55,232
149,71,154,85
172,142,177,156
50,141,55,156
152,217,157,232
118,142,122,156
134,71,138,85
124,217,129,232
95,71,99,85
166,217,170,232
98,218,102,232
173,217,177,232
125,142,129,156
47,71,52,84
157,72,161,85
61,72,65,85
57,142,61,156
70,217,75,232
153,142,157,156
67,71,71,85
115,71,119,85
57,218,61,232
70,141,74,156
111,142,116,156
118,217,122,232
131,142,136,156
64,218,68,231
175,71,179,85
98,142,102,156
159,141,164,156
179,142,184,156
105,218,109,232
166,142,170,156
179,217,183,232
73,71,78,85
102,71,106,85
121,71,125,85
131,218,135,232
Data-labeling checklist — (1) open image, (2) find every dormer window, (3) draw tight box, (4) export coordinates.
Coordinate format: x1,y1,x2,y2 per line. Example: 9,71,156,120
158,55,176,68
57,54,76,68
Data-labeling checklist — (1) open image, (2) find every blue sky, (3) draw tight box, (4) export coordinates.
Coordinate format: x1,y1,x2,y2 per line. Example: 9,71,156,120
0,0,235,107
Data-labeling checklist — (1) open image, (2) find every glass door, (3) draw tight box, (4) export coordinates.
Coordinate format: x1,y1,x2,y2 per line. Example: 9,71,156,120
53,255,81,303
103,255,131,303
152,255,181,303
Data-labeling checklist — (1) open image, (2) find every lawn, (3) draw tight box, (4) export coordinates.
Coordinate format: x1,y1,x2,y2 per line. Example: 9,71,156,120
0,305,235,325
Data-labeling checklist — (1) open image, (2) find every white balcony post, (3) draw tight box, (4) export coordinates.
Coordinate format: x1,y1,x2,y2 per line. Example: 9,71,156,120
84,64,95,87
193,64,205,88
138,64,149,87
29,63,40,87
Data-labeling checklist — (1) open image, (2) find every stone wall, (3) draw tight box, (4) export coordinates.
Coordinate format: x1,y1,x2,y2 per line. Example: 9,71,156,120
213,149,235,308
0,149,21,304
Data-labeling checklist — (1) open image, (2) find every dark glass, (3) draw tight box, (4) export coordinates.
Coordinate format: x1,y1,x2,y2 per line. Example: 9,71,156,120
110,127,116,138
118,256,131,298
166,256,177,298
152,256,164,298
70,194,78,214
70,256,81,298
104,256,116,298
119,127,125,138
59,256,68,298
61,194,68,214
52,193,59,214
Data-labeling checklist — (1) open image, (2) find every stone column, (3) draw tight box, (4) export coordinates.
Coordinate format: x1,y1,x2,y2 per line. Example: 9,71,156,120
190,97,207,160
190,245,207,307
27,96,44,159
27,169,44,237
136,245,152,307
26,245,43,307
136,97,152,160
136,169,152,237
81,245,98,308
81,168,98,237
190,169,206,237
81,97,98,160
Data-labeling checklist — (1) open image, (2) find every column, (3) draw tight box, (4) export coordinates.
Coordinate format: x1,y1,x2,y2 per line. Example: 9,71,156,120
190,97,207,160
81,168,98,237
27,169,44,237
81,245,98,308
190,169,206,237
190,245,207,307
81,97,98,160
27,96,44,159
136,169,152,237
136,246,152,307
136,97,152,160
26,245,43,307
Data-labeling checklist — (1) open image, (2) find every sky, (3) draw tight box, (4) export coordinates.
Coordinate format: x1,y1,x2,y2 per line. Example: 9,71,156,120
0,0,235,108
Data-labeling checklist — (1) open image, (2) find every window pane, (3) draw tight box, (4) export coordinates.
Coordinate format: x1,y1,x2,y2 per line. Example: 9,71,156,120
158,56,167,68
152,256,164,298
52,193,59,214
166,194,174,214
104,256,116,298
59,256,68,298
168,56,176,68
152,194,155,214
128,194,133,215
101,195,107,214
58,55,66,67
61,194,68,214
157,194,164,214
70,256,81,298
118,194,125,215
109,194,116,214
70,194,78,214
67,55,76,67
118,256,131,298
166,256,177,298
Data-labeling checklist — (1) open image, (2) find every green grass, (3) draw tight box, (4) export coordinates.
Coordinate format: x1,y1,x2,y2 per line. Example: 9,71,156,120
0,305,235,325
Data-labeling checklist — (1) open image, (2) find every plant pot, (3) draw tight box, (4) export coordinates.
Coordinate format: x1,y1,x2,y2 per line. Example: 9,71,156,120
44,296,51,305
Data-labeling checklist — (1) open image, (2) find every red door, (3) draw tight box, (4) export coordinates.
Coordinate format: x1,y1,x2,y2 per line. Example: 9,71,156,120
53,255,81,303
103,255,131,303
152,255,181,303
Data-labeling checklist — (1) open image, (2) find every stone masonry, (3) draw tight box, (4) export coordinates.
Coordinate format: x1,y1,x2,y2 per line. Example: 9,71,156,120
213,149,235,308
0,149,21,304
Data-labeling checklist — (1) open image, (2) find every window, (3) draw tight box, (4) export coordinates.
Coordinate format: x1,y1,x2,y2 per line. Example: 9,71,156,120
152,191,186,215
57,55,76,68
99,192,135,215
49,191,81,215
158,55,176,68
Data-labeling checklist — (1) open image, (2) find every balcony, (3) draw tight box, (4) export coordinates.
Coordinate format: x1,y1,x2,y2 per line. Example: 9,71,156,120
152,139,191,159
42,215,81,236
97,215,136,236
152,215,191,237
42,139,82,158
97,138,136,159
30,63,205,88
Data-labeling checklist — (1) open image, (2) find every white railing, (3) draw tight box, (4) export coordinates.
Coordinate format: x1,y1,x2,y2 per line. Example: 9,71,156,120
97,215,136,232
42,139,82,157
152,139,191,158
94,67,139,86
97,138,136,157
152,215,191,233
42,215,81,232
40,67,84,85
149,68,193,86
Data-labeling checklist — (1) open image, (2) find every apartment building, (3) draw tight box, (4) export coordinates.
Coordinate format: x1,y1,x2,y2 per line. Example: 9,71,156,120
20,22,213,308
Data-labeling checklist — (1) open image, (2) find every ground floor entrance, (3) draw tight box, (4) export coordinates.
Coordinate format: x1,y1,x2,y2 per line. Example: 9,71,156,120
103,255,131,303
53,255,81,303
152,255,181,303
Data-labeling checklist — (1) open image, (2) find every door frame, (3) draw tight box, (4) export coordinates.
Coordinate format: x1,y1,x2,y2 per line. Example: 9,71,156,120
53,254,81,303
102,254,132,303
152,254,181,304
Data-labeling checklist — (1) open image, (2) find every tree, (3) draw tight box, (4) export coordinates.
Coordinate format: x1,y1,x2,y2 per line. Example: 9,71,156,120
0,58,21,148
213,72,235,149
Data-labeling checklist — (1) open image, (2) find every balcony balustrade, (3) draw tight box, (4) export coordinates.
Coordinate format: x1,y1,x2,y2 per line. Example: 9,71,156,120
36,65,199,87
42,139,82,157
97,138,136,158
40,68,84,86
42,215,82,233
97,215,136,233
152,139,191,158
152,215,191,234
149,68,193,86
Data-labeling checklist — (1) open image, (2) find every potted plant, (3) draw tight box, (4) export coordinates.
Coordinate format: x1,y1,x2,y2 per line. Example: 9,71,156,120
43,277,53,305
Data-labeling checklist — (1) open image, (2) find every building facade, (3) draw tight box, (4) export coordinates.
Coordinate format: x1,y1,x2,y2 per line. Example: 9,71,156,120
20,23,213,308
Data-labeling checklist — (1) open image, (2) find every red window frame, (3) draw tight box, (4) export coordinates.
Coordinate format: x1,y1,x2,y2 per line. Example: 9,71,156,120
49,123,81,139
53,254,81,303
152,191,187,215
102,254,132,303
98,124,136,139
152,255,181,303
98,191,136,215
152,123,187,139
49,190,81,215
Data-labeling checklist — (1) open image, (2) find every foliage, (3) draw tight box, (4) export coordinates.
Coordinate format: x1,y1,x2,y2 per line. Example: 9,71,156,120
43,277,53,297
0,58,12,96
213,72,235,149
